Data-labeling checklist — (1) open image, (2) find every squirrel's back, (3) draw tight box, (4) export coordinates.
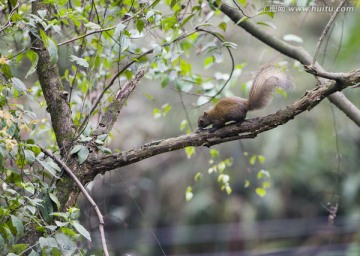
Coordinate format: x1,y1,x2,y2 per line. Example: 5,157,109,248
248,65,292,111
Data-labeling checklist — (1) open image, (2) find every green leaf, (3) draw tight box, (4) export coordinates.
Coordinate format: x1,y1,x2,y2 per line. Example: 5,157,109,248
71,222,91,241
249,155,257,165
9,0,18,7
37,159,60,178
69,144,82,155
136,19,145,33
283,34,303,43
180,14,195,28
24,149,36,164
204,56,215,69
0,223,15,247
236,16,249,25
257,10,274,18
257,170,270,179
114,23,126,36
84,22,101,30
11,77,27,92
25,50,39,79
69,55,89,68
77,145,89,164
47,38,58,64
244,180,250,188
194,172,203,181
184,146,195,159
180,120,188,131
162,103,172,115
185,186,193,201
218,22,227,31
210,149,219,158
9,244,29,254
55,233,77,255
97,146,112,154
39,194,54,222
97,134,108,141
258,155,265,164
39,237,57,249
49,193,61,210
257,21,276,29
8,215,24,240
255,187,266,197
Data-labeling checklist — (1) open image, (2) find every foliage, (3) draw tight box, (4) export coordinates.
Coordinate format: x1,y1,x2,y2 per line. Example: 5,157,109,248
0,0,359,255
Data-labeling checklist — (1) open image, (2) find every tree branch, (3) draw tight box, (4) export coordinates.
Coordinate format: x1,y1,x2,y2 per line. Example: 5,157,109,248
40,146,109,256
216,2,360,127
93,67,146,136
88,78,346,176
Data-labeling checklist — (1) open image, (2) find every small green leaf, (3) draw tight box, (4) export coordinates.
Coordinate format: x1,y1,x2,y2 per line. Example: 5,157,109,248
257,11,274,18
258,155,265,164
255,187,266,197
25,50,39,79
69,55,89,68
185,186,193,201
162,103,172,115
97,134,108,141
84,22,101,30
24,149,36,164
244,180,250,188
47,38,58,64
153,108,161,119
180,120,188,131
262,181,271,189
257,21,276,29
11,77,27,92
204,56,215,69
210,149,219,158
37,159,59,178
249,155,257,165
97,146,112,154
7,215,24,241
184,146,195,159
218,22,227,31
257,170,270,179
114,23,126,35
194,172,203,181
236,16,249,25
136,19,145,33
283,34,303,43
77,145,89,165
180,14,195,28
9,243,29,254
49,193,61,210
72,222,91,241
69,145,82,155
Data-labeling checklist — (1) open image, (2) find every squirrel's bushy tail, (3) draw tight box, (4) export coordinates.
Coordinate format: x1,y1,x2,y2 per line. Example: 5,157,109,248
248,65,293,111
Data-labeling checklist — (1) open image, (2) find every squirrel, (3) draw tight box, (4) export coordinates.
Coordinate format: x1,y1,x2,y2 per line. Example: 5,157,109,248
197,65,292,132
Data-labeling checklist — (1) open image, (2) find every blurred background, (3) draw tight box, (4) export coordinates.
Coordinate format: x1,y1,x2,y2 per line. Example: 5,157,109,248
75,2,360,255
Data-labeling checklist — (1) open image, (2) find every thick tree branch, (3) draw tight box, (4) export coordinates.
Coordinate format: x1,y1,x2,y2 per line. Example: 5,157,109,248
31,1,76,155
93,68,146,136
88,78,346,176
216,2,360,127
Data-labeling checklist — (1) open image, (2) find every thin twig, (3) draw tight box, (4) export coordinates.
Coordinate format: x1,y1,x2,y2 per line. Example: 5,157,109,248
195,27,235,104
312,0,347,66
39,146,110,256
0,2,20,33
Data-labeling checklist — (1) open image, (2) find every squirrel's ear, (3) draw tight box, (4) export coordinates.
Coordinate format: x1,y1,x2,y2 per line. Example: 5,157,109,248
203,111,209,116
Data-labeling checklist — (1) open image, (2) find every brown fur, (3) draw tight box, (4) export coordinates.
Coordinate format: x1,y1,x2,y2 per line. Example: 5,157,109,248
197,66,292,132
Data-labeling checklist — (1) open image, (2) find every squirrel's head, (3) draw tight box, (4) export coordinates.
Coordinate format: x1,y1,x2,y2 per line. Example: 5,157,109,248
198,111,211,128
